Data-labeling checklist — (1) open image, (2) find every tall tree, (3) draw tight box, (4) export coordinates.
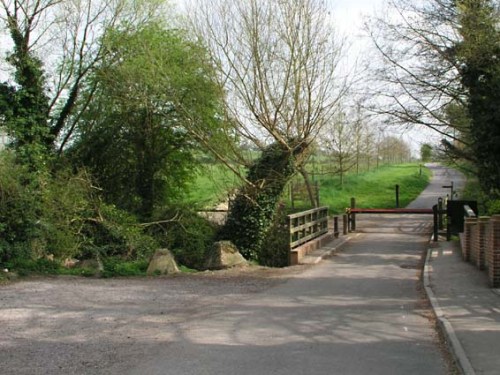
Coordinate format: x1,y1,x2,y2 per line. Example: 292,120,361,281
457,0,500,198
190,0,347,258
71,22,224,219
368,0,500,198
0,0,164,168
0,0,53,168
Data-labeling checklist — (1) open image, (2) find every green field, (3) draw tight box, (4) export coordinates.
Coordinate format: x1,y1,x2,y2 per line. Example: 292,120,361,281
313,164,431,213
184,164,242,208
185,163,431,214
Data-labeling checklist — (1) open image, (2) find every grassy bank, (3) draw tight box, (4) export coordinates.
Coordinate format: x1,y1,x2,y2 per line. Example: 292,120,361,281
184,164,241,208
186,163,431,214
315,164,431,213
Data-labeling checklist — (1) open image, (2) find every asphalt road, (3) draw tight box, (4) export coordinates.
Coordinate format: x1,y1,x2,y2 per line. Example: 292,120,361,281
128,164,464,374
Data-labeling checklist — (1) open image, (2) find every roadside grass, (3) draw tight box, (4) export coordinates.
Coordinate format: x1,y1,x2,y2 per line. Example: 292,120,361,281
184,162,431,214
290,164,431,214
2,257,160,278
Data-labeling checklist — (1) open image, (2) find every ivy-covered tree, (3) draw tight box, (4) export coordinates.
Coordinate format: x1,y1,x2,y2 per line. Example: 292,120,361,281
191,0,347,259
0,3,51,168
219,141,307,259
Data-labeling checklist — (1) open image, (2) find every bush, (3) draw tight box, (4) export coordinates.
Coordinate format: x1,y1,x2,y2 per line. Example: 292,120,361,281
0,152,158,271
82,203,158,261
147,207,216,270
0,153,41,262
487,199,500,215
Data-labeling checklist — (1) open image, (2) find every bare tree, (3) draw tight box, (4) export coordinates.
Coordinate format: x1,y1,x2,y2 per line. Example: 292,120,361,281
366,0,500,200
365,0,468,143
321,111,356,187
189,0,348,258
377,135,412,164
190,0,346,164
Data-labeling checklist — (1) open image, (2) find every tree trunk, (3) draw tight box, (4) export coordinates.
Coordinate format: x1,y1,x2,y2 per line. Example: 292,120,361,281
299,166,318,208
218,141,306,260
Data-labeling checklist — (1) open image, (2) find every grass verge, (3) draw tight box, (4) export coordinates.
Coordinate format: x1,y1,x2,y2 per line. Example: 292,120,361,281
293,164,431,214
185,163,431,214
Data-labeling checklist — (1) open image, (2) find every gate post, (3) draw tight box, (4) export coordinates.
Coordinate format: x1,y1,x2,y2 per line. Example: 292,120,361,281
433,204,439,242
446,212,451,241
343,214,348,235
333,216,339,238
395,184,400,208
438,197,444,230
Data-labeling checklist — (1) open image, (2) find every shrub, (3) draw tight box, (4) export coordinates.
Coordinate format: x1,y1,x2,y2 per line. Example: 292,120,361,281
0,152,40,262
82,203,158,260
487,199,500,215
0,152,158,270
147,207,216,270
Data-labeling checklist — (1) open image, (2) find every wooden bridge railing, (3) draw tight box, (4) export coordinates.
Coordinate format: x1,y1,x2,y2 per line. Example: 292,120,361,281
288,206,329,249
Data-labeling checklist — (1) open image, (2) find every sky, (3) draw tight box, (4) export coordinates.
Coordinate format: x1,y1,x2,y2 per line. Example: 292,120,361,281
330,0,384,33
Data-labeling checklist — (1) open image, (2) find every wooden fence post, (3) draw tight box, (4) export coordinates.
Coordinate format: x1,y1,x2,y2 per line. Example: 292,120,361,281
333,216,339,238
315,181,320,207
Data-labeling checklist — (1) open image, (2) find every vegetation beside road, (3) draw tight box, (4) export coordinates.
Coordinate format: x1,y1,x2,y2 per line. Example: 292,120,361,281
187,163,431,214
316,164,431,213
0,161,429,279
454,163,500,216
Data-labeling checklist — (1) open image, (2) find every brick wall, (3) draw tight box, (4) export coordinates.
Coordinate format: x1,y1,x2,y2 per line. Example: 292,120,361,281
476,217,490,270
461,215,500,288
487,216,500,288
470,219,479,266
462,217,476,261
